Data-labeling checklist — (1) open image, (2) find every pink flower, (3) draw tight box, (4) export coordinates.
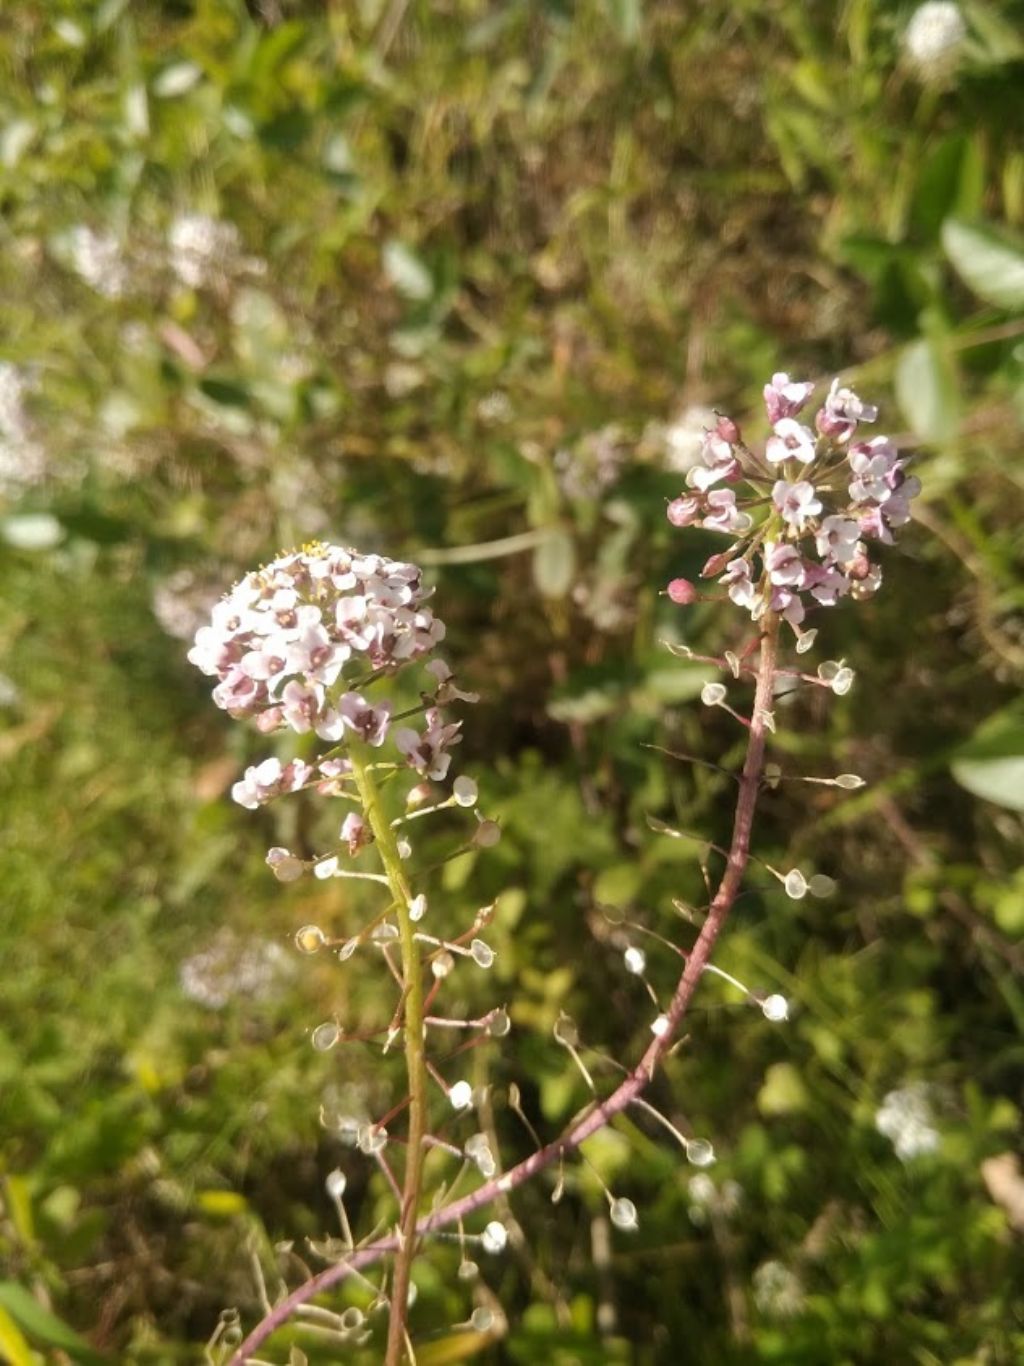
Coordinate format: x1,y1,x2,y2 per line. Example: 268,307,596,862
394,708,462,781
763,373,814,424
686,432,740,492
280,680,322,734
817,378,878,442
340,811,371,855
848,437,899,503
338,692,392,747
766,418,817,466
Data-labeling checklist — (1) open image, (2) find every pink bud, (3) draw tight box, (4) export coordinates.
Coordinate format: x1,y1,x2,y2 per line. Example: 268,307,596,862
715,413,740,444
667,578,697,605
256,706,284,733
700,549,735,579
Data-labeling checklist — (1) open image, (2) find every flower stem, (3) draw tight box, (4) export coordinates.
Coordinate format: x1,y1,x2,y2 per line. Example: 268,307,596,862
349,746,428,1366
231,614,781,1365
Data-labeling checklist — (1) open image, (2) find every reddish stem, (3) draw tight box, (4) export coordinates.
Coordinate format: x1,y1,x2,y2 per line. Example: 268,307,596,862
231,612,781,1365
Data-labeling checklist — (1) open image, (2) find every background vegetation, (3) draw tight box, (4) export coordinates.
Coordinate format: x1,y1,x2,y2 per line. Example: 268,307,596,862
1,1,1023,1362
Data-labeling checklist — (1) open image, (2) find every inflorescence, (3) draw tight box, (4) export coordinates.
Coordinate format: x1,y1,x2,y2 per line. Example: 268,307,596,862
666,375,920,644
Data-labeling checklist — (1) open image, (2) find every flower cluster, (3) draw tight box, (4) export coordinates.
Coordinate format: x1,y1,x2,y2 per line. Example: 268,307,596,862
188,542,446,742
666,374,920,639
188,543,481,878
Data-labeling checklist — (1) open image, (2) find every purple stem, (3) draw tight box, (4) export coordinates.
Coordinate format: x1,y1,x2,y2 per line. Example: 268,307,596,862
231,612,781,1365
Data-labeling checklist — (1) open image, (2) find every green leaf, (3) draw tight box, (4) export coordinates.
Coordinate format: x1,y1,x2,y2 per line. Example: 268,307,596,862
912,135,984,239
895,338,958,444
942,217,1024,310
0,1307,34,1366
0,1283,104,1362
951,706,1024,811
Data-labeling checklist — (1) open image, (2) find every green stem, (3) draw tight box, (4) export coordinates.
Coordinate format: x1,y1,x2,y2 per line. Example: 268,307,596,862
349,746,428,1366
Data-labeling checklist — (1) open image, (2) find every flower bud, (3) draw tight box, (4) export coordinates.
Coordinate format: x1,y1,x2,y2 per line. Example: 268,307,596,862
701,549,735,579
667,577,697,605
714,413,740,444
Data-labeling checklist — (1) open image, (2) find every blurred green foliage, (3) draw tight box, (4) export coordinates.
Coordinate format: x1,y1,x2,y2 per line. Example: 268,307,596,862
1,0,1023,1362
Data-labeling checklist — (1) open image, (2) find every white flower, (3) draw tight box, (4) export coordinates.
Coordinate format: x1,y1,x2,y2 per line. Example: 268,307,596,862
772,479,822,529
815,515,861,566
763,373,814,424
904,2,967,79
765,418,816,466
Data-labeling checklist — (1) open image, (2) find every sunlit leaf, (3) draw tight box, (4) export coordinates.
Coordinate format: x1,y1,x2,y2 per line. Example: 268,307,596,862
942,217,1024,310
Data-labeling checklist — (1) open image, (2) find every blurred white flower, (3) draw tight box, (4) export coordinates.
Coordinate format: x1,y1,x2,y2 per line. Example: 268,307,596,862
169,213,243,288
752,1260,805,1317
151,569,221,642
65,225,128,297
663,405,716,473
0,363,46,496
875,1082,940,1161
179,932,293,1009
904,3,967,79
